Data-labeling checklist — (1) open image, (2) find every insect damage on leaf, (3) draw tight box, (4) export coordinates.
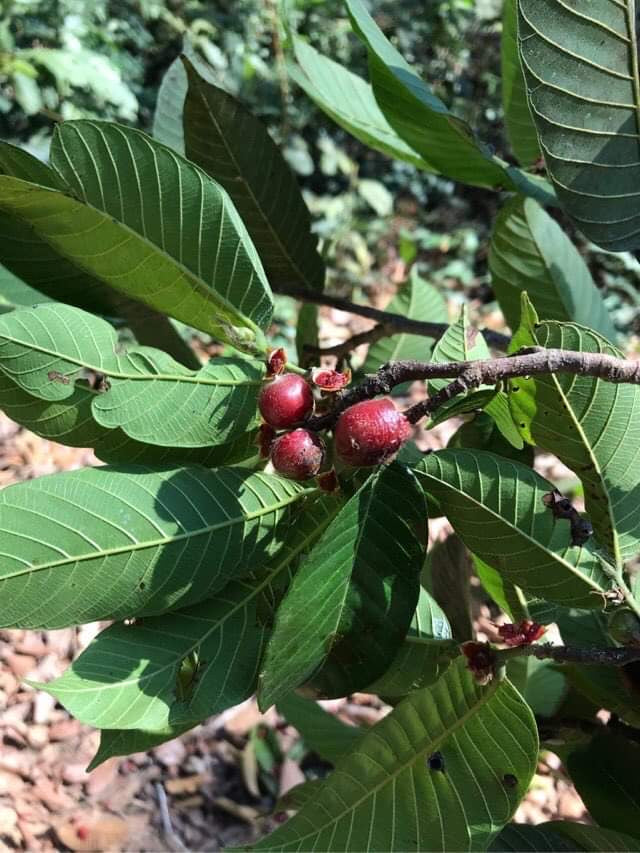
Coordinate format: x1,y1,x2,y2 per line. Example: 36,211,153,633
542,489,593,547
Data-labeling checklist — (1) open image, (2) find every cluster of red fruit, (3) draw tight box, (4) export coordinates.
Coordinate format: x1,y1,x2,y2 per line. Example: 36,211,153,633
258,372,411,481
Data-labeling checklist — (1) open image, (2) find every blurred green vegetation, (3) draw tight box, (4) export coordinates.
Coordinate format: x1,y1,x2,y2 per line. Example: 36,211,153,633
1,0,637,336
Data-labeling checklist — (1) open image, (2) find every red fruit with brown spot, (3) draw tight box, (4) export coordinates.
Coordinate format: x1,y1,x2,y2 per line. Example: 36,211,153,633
271,429,325,481
259,374,314,429
334,398,411,467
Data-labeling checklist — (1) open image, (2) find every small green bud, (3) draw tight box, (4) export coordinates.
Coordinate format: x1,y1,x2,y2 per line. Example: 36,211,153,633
608,607,640,647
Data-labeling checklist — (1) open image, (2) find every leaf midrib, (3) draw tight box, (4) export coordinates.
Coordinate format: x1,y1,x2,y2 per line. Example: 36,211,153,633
534,322,621,567
0,333,262,387
623,0,640,138
546,370,620,567
414,467,606,595
0,487,314,580
49,503,336,699
271,670,500,848
262,473,377,697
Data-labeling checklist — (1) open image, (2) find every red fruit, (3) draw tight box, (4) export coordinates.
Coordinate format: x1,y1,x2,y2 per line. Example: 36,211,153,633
334,398,411,467
259,374,314,429
271,429,325,481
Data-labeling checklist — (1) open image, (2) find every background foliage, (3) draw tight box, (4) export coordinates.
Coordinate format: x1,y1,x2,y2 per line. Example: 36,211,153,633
3,0,637,338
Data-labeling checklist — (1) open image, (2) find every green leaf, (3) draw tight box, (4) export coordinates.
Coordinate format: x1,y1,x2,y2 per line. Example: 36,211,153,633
288,38,430,171
0,142,135,317
508,316,640,565
429,308,488,387
362,269,446,374
0,142,58,188
564,664,640,730
428,307,523,448
36,590,268,731
567,731,640,839
12,71,43,116
182,57,325,293
0,466,311,629
276,692,362,764
88,723,195,771
254,658,538,852
422,534,474,643
276,780,325,814
448,412,535,468
507,657,567,718
295,303,318,368
0,368,260,466
518,0,640,251
364,587,457,697
95,428,261,468
474,555,529,623
415,449,612,608
529,604,640,728
501,1,540,167
358,178,393,216
50,120,273,344
0,121,275,348
0,303,263,447
258,463,426,708
345,0,544,197
489,196,616,340
35,493,340,728
152,56,187,155
0,145,188,349
492,821,640,852
0,263,51,310
21,47,137,120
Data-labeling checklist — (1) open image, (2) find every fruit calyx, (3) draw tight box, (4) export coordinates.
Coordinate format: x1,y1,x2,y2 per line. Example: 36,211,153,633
259,373,314,429
311,367,351,392
271,429,325,481
334,398,411,467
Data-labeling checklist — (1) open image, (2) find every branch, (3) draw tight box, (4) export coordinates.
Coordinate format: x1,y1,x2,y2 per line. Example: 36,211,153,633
497,642,640,668
304,323,394,361
307,348,640,430
275,284,511,350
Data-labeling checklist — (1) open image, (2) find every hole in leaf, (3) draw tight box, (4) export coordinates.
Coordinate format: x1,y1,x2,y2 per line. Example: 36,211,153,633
428,752,445,772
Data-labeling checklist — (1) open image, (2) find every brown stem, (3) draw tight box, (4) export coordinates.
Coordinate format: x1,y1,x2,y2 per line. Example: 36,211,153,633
307,348,640,430
305,323,394,360
497,642,640,667
274,284,511,350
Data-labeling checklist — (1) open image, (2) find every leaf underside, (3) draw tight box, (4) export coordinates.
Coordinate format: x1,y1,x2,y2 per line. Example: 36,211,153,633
416,449,611,607
255,659,538,852
0,465,309,628
518,0,640,251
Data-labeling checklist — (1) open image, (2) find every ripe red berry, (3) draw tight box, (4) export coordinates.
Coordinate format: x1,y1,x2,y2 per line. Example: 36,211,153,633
258,374,314,429
334,398,411,467
271,429,325,481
